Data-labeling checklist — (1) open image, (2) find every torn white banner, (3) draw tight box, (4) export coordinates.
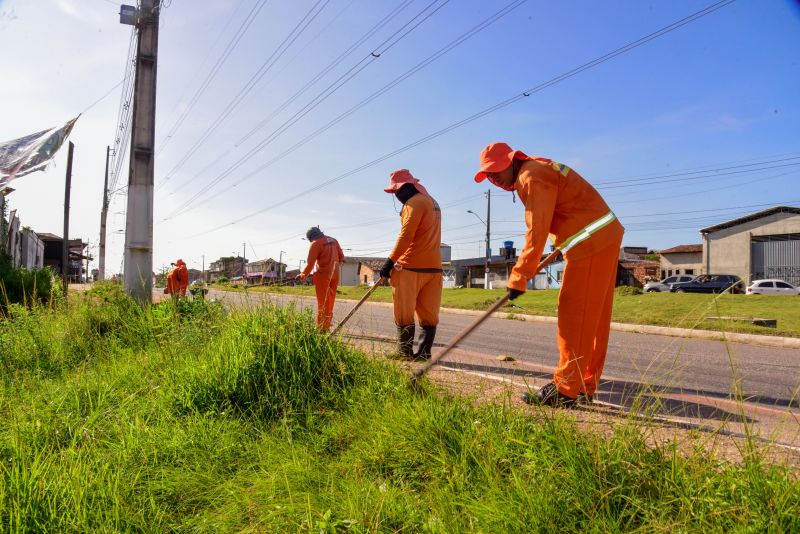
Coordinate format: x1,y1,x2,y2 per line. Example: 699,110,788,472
0,117,78,186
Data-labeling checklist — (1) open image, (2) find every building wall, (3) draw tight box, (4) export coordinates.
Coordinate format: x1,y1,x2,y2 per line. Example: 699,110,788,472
703,212,800,283
659,252,702,277
6,211,21,267
20,230,44,270
339,261,359,286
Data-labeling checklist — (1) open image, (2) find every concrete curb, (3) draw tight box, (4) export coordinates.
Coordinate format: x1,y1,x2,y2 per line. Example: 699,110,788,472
232,289,800,349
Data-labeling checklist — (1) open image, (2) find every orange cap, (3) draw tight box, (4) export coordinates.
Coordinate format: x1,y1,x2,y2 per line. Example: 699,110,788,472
474,142,529,182
384,169,428,195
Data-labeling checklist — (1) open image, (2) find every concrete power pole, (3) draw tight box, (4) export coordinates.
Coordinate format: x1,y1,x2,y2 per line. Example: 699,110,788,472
98,145,110,281
122,0,160,303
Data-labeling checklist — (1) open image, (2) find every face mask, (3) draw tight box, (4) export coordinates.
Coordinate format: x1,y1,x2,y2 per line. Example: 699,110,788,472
487,174,515,192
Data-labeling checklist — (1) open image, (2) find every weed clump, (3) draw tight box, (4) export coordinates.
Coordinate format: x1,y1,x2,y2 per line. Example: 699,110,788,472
169,305,365,423
615,285,643,296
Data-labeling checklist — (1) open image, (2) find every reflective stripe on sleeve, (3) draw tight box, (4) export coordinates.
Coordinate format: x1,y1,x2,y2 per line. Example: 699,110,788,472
555,211,616,253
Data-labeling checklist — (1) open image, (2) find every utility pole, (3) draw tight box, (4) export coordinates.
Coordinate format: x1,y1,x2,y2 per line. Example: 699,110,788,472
99,145,110,281
201,254,205,283
485,189,491,290
85,239,90,283
279,250,285,280
62,141,75,298
122,0,160,303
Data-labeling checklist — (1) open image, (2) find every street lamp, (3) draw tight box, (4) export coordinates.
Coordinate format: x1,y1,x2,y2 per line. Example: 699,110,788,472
468,205,491,289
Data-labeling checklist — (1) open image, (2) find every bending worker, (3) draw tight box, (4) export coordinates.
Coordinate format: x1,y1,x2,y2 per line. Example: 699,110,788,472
165,259,188,298
298,227,344,331
174,259,189,297
474,142,624,407
380,169,442,360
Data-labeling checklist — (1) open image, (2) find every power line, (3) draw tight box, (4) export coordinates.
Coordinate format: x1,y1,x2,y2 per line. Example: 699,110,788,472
159,0,417,198
155,0,267,158
595,156,800,189
167,0,526,218
163,0,454,218
160,0,331,185
189,0,736,237
234,0,417,147
107,27,137,197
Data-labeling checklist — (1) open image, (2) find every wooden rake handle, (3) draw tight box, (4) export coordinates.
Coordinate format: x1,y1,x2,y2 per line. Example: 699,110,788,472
331,277,386,335
411,248,562,384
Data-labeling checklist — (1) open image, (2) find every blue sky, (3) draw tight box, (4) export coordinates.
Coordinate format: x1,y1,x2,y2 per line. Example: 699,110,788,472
1,0,799,274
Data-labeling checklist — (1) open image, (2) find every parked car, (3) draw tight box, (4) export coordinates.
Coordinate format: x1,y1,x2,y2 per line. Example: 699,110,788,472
670,274,745,294
643,275,695,293
745,279,800,295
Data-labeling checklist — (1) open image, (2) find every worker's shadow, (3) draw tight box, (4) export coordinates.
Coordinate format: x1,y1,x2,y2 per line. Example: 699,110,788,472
439,360,770,424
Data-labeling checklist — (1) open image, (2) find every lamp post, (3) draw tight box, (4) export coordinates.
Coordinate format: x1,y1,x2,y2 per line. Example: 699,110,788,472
467,196,491,289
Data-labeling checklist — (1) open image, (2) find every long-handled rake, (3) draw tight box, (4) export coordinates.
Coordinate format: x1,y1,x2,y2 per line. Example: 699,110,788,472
331,277,387,335
410,249,561,387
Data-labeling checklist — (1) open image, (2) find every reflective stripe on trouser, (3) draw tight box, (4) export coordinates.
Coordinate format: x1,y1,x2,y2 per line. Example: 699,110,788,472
553,238,621,398
390,269,442,327
555,211,616,253
314,269,339,331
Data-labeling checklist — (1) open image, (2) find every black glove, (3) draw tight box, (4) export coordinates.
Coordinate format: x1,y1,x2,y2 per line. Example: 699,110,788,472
507,287,525,301
379,258,395,279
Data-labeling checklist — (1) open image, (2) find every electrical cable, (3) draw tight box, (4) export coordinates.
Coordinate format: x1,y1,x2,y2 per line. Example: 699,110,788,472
166,0,525,218
187,0,736,237
163,0,453,218
155,0,267,158
161,0,331,185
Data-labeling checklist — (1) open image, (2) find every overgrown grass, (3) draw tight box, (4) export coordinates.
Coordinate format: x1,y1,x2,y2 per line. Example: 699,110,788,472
238,284,800,337
1,286,797,531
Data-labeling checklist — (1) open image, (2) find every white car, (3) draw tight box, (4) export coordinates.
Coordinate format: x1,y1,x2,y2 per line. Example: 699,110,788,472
745,279,800,295
643,275,695,293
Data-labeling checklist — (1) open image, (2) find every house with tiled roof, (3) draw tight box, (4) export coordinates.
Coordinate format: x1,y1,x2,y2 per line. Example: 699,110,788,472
658,243,703,278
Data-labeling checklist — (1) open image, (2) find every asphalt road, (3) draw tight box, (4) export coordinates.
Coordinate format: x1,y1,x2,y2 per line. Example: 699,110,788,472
209,291,800,410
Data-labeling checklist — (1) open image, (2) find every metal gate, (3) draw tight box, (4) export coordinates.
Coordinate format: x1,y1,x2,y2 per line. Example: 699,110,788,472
751,233,800,286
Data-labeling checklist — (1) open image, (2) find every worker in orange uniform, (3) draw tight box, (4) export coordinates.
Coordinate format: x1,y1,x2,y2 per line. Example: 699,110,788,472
474,142,624,407
174,259,189,297
381,169,442,360
298,227,345,331
164,259,189,298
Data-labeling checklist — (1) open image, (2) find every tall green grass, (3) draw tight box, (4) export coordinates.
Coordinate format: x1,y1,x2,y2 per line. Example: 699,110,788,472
0,285,797,531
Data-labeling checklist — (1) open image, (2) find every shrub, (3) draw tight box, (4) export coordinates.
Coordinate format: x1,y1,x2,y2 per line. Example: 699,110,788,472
0,253,55,310
615,285,643,296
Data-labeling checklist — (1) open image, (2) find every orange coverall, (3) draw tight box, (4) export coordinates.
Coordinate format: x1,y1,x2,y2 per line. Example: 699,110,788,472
301,236,345,331
175,261,189,296
388,193,443,327
509,158,624,399
165,269,178,295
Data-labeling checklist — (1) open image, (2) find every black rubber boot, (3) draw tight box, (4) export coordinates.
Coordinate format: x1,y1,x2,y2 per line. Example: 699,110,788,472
521,382,576,408
393,324,415,360
414,325,437,360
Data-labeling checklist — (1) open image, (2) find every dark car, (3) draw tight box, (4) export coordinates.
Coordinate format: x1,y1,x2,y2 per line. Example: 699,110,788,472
670,274,744,294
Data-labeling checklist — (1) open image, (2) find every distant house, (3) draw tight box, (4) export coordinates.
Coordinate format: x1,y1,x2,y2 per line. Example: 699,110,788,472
243,258,285,284
701,206,800,285
619,246,649,261
658,244,702,278
209,256,247,281
358,259,387,286
617,260,660,287
37,233,90,282
340,257,386,286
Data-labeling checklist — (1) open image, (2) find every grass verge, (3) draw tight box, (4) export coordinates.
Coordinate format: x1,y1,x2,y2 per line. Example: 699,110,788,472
1,284,798,531
227,284,800,338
